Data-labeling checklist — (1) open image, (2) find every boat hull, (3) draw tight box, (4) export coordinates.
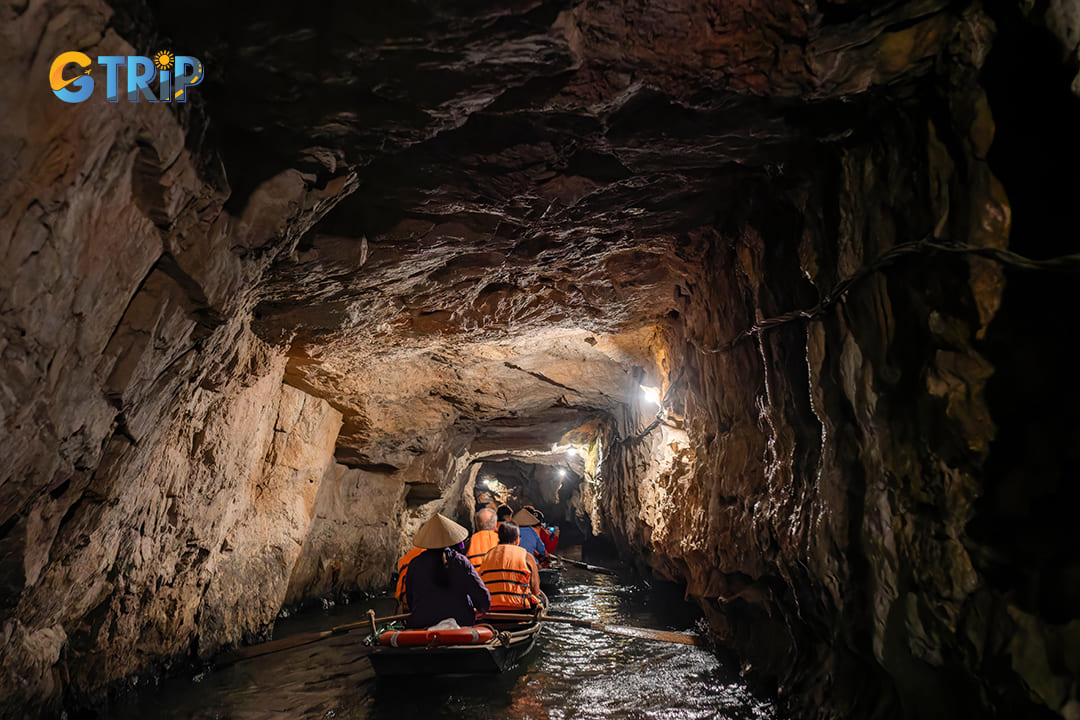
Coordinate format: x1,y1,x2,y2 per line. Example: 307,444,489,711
538,567,560,592
370,633,538,676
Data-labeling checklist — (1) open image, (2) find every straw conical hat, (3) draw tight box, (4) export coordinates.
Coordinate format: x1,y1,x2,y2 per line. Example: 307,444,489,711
413,513,469,549
511,508,540,527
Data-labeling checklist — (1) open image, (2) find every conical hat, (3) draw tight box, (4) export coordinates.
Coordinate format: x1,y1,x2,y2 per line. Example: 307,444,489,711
413,512,469,549
511,508,540,527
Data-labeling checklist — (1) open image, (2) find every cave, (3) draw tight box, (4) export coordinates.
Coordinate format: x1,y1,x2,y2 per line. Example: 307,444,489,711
2,0,1080,717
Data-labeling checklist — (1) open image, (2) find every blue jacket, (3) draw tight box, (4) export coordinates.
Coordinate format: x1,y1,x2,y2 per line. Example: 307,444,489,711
518,526,547,558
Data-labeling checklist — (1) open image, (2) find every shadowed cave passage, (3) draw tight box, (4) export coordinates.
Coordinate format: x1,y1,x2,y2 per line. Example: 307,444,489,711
473,458,586,533
2,0,1080,718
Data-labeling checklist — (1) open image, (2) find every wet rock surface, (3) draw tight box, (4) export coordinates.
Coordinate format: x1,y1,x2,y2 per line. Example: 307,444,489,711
1,0,1077,718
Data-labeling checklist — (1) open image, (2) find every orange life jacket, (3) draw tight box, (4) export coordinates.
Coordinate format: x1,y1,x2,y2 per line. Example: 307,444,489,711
395,546,424,604
479,544,534,610
465,529,499,568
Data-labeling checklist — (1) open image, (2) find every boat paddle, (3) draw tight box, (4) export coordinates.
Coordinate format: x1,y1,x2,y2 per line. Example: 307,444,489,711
548,554,618,575
482,612,703,646
215,610,411,665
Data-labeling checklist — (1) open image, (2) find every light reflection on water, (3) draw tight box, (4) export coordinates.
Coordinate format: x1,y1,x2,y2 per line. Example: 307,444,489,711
108,548,775,720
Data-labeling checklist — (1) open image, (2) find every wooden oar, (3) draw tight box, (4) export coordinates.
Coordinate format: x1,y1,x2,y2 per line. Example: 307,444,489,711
482,612,703,646
215,611,410,665
549,554,617,575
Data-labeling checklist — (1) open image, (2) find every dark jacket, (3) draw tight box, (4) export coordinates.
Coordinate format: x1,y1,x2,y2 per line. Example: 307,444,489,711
404,548,491,628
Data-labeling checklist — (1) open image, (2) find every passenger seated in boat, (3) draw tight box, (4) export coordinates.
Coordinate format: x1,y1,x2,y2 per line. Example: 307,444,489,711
510,508,548,561
479,522,541,611
404,513,491,628
394,545,424,612
524,505,560,558
495,504,513,529
465,508,500,569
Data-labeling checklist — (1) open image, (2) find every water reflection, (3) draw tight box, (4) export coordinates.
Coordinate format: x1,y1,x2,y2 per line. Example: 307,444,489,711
107,548,775,720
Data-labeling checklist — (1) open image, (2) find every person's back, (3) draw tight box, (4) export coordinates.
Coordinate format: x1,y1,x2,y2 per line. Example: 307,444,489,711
465,507,499,568
404,546,491,627
511,508,547,559
524,505,560,554
479,522,540,611
518,524,546,557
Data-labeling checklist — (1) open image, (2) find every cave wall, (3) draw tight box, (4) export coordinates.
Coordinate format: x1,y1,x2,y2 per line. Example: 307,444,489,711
0,4,364,713
284,426,478,607
593,23,1073,716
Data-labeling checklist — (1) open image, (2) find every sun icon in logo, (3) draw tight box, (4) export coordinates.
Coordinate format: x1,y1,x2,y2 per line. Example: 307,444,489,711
153,50,173,71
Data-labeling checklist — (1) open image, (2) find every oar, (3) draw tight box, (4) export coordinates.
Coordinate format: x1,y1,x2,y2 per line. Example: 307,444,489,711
216,611,410,665
482,612,703,646
549,554,617,575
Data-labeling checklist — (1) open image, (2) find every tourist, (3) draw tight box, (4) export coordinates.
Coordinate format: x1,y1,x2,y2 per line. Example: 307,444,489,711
403,513,491,628
465,507,500,568
524,505,560,555
394,544,424,611
478,522,541,611
495,504,513,528
511,507,548,559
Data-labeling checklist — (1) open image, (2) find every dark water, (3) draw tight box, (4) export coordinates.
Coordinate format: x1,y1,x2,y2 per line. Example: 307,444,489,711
109,548,775,720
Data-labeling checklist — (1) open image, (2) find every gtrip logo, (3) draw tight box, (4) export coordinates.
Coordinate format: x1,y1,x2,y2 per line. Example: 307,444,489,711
49,50,203,103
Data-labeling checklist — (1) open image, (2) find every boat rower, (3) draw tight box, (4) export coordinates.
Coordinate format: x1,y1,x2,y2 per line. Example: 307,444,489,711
404,513,491,628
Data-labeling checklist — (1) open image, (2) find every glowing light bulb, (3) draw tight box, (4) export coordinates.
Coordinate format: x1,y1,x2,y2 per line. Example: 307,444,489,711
557,467,566,478
640,384,661,406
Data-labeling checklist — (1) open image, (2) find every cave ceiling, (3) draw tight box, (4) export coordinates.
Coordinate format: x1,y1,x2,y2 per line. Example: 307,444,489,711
144,0,972,466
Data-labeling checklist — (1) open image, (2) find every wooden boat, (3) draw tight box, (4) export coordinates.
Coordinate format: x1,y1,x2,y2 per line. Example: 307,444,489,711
369,595,547,676
538,566,560,592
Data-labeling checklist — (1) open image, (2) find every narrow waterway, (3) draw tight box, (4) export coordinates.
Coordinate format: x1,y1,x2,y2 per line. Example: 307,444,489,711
107,548,776,720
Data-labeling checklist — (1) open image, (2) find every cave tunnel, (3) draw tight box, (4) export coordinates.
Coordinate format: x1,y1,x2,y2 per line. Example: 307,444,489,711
2,0,1080,718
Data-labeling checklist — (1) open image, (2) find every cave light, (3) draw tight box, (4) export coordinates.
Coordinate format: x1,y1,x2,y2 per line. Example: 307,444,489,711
640,384,661,406
549,442,587,459
479,475,507,496
557,467,567,478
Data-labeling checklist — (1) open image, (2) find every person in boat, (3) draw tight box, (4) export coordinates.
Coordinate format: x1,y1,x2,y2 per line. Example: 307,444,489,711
394,545,424,611
495,504,513,529
524,504,560,556
404,513,491,628
511,507,548,560
478,521,541,611
465,507,499,569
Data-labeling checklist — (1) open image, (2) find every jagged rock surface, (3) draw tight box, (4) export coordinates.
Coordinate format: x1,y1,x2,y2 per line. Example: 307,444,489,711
1,0,1077,718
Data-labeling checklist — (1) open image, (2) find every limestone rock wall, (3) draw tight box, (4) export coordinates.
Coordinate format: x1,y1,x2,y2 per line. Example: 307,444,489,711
283,426,477,607
594,67,1067,719
0,4,357,714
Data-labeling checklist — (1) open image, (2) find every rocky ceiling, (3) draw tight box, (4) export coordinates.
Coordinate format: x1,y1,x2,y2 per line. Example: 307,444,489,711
125,0,977,468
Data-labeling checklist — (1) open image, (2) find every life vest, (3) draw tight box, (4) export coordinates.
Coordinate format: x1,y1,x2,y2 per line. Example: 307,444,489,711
465,529,499,568
395,546,424,604
479,544,534,610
